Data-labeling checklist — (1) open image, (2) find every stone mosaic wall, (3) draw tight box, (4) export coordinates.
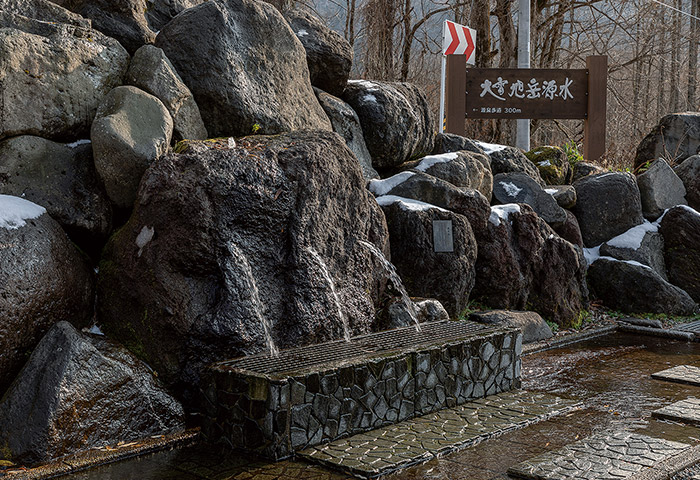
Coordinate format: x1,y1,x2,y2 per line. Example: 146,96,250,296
201,328,521,460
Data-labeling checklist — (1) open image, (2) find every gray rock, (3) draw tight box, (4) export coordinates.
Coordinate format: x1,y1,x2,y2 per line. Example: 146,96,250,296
378,197,477,316
572,172,644,247
545,185,576,209
415,299,450,323
97,131,412,402
488,146,545,186
620,317,663,329
0,136,112,255
0,196,94,394
473,203,588,328
145,0,205,31
53,0,155,54
469,310,553,343
0,322,184,464
553,210,584,247
587,258,697,315
572,161,605,182
343,80,435,170
634,112,700,169
660,205,700,303
0,0,90,27
314,89,378,180
0,14,129,141
283,8,352,97
125,45,208,142
155,0,331,138
674,155,700,211
92,86,173,209
492,172,567,228
637,158,687,220
600,229,667,281
432,133,486,156
400,151,493,200
525,146,572,185
369,171,490,232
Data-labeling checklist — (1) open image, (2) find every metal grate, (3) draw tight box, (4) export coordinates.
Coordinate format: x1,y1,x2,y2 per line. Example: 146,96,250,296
217,320,497,376
674,320,700,333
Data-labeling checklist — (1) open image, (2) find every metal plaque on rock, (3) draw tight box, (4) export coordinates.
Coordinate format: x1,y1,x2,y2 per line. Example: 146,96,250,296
432,220,454,253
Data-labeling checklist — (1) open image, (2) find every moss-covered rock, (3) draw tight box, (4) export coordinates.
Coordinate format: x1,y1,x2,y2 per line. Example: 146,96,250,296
525,146,572,185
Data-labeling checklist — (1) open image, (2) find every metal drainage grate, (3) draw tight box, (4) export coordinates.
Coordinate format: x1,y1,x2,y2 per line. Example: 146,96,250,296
217,320,497,376
675,320,700,333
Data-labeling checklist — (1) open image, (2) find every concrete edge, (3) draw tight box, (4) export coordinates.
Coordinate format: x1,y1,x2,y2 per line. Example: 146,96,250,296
522,325,618,355
618,324,697,342
0,429,200,480
629,443,700,480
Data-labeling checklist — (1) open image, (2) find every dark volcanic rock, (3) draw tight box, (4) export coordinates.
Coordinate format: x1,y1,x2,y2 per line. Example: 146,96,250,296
660,205,700,303
636,158,687,220
587,258,697,315
553,210,584,247
0,136,112,255
155,0,331,138
343,80,435,170
378,197,477,316
492,172,567,228
0,196,94,394
432,133,486,156
674,155,700,211
0,0,90,27
145,0,205,31
472,204,588,327
600,225,667,280
0,322,184,464
634,112,700,169
469,310,553,343
487,146,545,186
545,185,576,209
572,172,644,247
97,131,410,401
283,8,352,96
572,161,605,182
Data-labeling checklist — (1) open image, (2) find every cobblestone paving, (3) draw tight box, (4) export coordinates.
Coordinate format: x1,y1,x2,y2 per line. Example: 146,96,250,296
653,398,700,426
651,365,700,387
507,432,690,480
299,390,580,478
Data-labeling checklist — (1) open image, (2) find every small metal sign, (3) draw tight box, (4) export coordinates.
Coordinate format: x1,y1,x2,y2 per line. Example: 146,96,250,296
465,68,588,119
432,220,454,253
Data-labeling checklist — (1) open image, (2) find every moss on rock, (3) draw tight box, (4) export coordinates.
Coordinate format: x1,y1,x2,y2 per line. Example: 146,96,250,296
525,146,572,185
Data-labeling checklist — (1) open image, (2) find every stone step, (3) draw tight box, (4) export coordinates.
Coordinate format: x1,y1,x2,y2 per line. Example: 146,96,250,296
651,365,700,387
200,320,522,460
652,398,700,426
507,432,691,480
299,390,580,478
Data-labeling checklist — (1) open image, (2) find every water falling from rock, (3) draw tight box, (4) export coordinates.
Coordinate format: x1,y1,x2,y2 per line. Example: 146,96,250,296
229,243,279,357
307,247,352,342
358,240,421,331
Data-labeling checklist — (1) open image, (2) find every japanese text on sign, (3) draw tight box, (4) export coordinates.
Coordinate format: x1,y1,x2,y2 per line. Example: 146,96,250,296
480,77,575,101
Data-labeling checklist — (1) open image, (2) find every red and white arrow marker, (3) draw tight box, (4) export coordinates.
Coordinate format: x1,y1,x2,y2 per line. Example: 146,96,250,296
442,20,476,64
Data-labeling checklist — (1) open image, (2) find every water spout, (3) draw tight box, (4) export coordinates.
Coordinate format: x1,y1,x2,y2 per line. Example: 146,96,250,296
358,240,421,331
307,247,352,342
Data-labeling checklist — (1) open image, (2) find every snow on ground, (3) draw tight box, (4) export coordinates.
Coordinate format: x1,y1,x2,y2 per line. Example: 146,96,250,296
488,204,521,226
368,172,415,196
474,140,508,154
0,194,46,229
414,152,459,172
375,195,448,213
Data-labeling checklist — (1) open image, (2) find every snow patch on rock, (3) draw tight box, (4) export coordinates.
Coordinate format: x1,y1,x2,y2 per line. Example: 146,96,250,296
500,181,522,198
0,195,46,229
375,195,448,213
475,140,508,154
414,152,459,172
368,172,415,196
605,221,658,250
489,204,521,226
136,225,155,257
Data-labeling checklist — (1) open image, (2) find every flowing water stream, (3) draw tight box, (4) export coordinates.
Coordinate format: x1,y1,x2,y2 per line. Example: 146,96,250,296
306,247,352,342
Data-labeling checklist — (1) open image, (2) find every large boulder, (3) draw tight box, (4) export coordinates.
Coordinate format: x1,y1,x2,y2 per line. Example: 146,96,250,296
674,155,700,211
599,222,667,280
486,145,545,186
634,112,700,169
0,0,90,27
469,310,553,344
0,195,94,394
432,133,486,156
572,161,605,182
553,210,584,248
377,196,477,316
572,172,644,247
0,322,184,465
92,86,173,210
472,203,588,327
343,80,435,170
368,171,490,232
97,131,413,401
399,151,493,200
659,205,700,303
636,158,687,220
0,136,112,255
145,0,206,31
525,146,572,185
545,185,576,209
587,258,696,315
154,0,331,138
125,45,208,142
282,8,352,97
0,14,129,141
52,0,155,54
314,89,378,180
492,172,567,228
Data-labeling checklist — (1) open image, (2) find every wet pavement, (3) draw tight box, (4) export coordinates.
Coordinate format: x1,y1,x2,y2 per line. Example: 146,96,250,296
45,333,700,479
652,365,700,387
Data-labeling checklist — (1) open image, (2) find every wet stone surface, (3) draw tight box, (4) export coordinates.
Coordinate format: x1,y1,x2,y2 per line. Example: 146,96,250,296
653,398,700,426
299,390,580,478
652,365,700,387
508,432,690,480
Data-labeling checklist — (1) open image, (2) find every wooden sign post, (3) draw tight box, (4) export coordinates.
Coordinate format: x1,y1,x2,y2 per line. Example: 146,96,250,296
444,55,608,161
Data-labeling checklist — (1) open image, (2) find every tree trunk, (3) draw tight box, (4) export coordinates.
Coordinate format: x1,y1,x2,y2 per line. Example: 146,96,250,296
689,0,699,108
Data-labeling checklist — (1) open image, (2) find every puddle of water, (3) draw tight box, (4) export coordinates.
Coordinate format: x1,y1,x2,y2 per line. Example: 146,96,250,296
65,333,700,480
